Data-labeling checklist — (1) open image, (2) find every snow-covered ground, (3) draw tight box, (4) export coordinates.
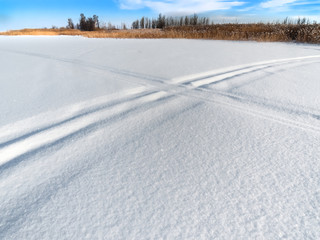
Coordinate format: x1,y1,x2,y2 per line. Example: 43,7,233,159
1,36,320,239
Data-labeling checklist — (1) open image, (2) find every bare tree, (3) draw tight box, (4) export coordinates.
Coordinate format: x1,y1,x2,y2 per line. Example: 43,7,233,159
67,18,75,29
93,15,100,29
140,17,145,29
79,13,86,30
132,20,139,29
78,14,99,31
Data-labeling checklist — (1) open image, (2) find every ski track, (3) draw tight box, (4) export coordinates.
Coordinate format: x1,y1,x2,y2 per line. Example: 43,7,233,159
1,53,320,176
1,44,320,239
0,90,170,172
0,48,167,86
200,88,320,121
172,54,320,86
0,87,152,149
0,100,203,238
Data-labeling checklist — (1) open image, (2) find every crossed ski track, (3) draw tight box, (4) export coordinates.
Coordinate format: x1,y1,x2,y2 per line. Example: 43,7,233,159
1,53,320,174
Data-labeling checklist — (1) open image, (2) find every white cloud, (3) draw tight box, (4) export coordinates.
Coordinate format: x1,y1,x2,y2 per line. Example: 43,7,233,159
260,0,298,8
118,0,246,13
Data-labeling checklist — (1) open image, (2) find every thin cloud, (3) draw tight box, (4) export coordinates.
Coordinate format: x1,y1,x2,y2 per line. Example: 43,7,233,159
118,0,246,13
292,0,320,5
237,6,256,12
260,0,297,8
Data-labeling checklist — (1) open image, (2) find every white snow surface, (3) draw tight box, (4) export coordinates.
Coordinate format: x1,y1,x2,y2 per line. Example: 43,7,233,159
1,36,320,239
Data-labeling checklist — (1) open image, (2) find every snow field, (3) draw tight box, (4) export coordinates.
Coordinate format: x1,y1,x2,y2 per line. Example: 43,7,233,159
0,36,320,239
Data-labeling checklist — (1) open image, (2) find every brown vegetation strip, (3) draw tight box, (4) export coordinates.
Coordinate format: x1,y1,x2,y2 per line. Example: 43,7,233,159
1,24,320,44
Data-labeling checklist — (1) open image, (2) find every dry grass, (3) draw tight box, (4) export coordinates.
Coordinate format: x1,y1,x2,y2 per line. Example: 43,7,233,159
0,28,84,36
1,24,320,44
163,24,320,43
0,28,165,38
82,29,166,38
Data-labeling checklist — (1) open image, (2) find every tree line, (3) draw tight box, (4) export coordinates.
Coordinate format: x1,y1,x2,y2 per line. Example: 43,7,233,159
66,13,211,31
131,14,210,29
67,14,314,32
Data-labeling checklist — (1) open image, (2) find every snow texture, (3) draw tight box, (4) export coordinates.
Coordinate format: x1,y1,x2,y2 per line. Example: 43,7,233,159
0,36,320,239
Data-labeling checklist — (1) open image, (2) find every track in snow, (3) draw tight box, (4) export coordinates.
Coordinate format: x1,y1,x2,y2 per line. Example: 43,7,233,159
1,38,320,239
1,54,320,175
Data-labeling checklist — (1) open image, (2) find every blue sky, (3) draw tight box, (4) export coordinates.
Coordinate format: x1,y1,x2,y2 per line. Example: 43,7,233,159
1,0,320,31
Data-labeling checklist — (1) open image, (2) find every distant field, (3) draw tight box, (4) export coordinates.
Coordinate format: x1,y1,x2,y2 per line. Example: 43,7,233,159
1,23,320,43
